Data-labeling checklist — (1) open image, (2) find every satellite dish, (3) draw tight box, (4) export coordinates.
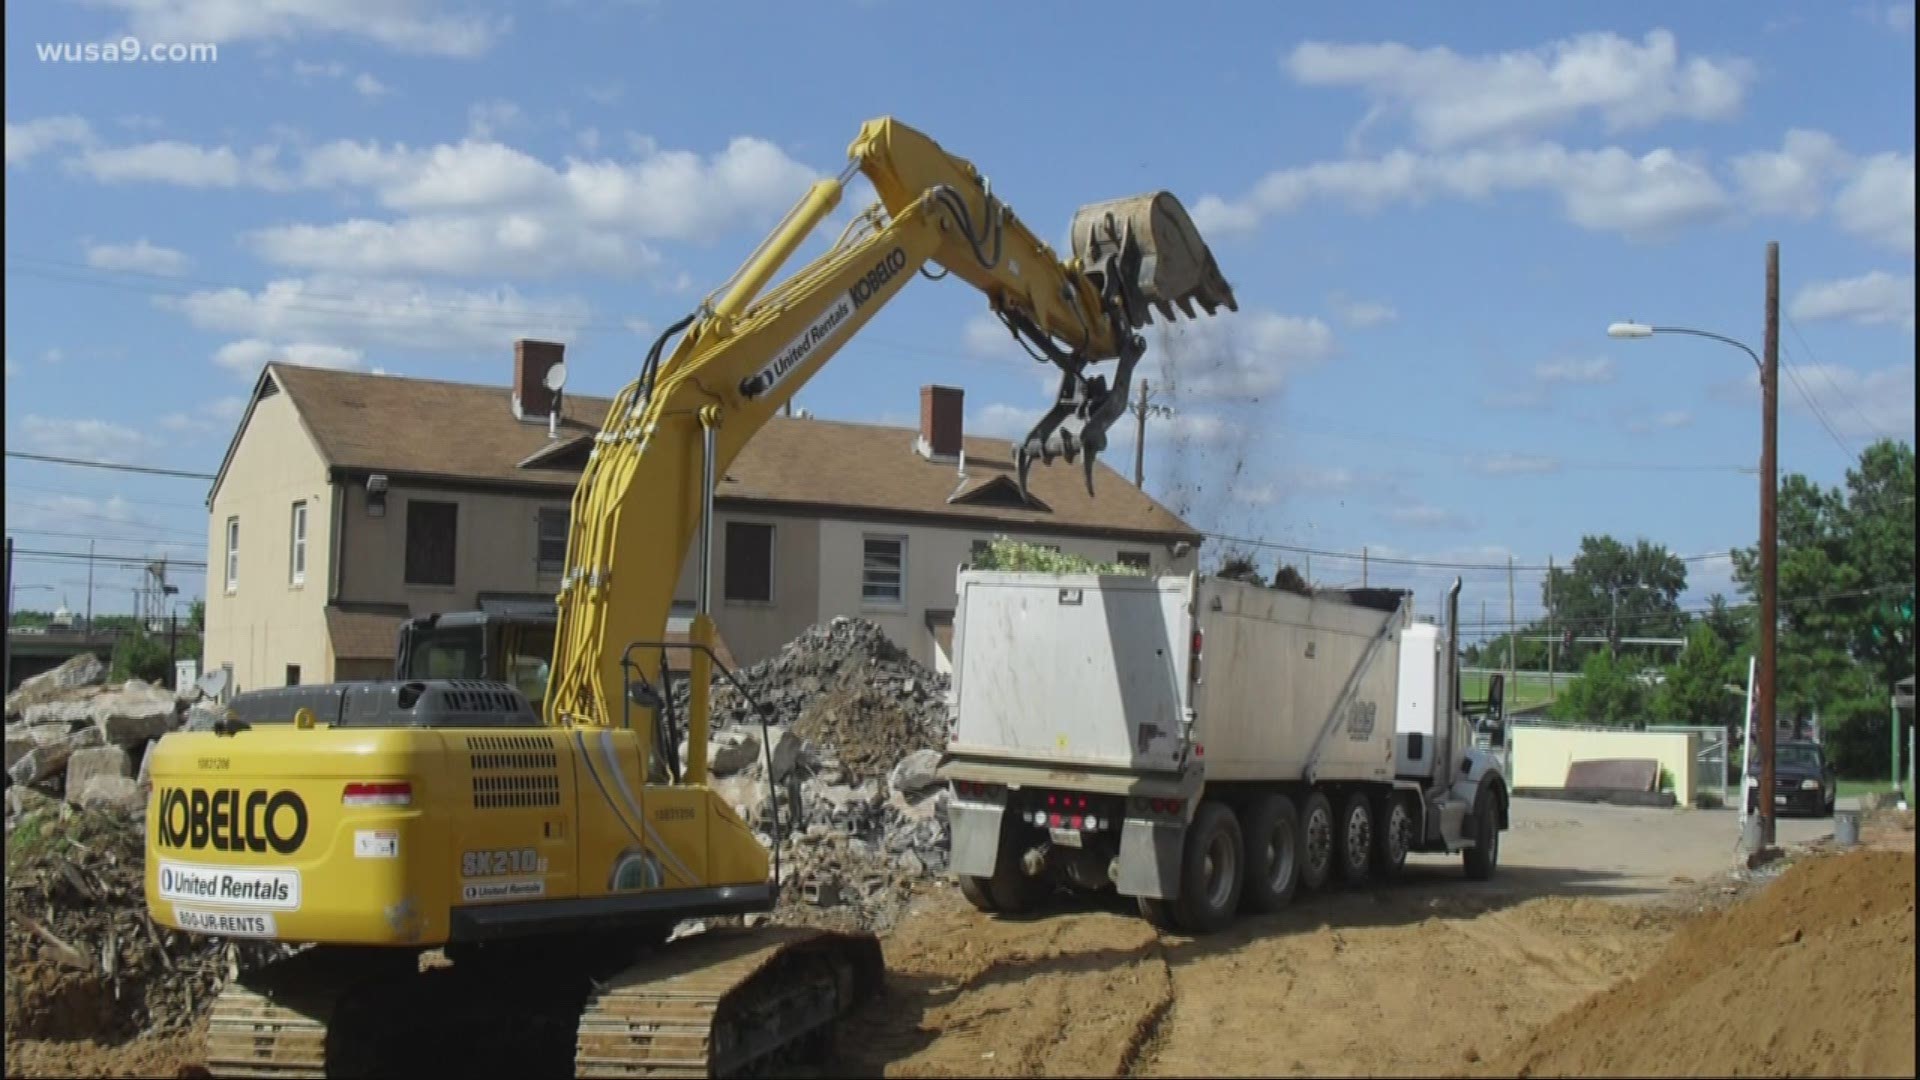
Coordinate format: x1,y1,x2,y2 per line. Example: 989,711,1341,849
197,667,231,700
543,363,569,393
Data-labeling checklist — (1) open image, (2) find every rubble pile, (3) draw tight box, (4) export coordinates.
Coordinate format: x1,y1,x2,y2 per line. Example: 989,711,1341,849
4,653,222,812
672,618,959,930
4,792,300,1042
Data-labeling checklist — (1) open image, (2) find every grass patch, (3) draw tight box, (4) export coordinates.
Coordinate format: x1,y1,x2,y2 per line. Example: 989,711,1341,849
1838,778,1911,804
1460,671,1562,712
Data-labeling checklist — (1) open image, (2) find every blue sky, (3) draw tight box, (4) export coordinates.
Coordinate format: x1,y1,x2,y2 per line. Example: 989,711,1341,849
4,0,1915,635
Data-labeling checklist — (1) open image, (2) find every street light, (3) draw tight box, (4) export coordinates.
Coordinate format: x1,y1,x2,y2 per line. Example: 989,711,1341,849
1607,242,1780,852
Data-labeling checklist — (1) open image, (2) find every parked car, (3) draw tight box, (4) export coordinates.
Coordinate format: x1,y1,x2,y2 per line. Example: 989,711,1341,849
1743,739,1837,817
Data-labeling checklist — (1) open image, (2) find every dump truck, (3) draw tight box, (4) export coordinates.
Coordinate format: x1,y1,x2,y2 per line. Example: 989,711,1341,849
940,570,1509,932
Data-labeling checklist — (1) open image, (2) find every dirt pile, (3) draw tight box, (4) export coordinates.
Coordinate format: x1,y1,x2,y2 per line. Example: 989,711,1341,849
4,798,299,1045
1490,847,1916,1078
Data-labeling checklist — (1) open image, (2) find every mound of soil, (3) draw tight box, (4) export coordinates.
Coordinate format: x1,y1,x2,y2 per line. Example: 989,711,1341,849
1491,848,1916,1078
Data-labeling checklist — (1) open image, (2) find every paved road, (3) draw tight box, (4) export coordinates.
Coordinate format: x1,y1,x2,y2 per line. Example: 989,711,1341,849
1403,797,1835,903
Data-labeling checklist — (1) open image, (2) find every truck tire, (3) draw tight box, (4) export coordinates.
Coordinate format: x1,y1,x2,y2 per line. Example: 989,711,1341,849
1240,793,1301,913
1137,896,1180,931
1463,787,1501,881
1298,790,1335,893
1335,790,1373,886
1372,793,1414,879
1173,801,1244,933
958,874,998,913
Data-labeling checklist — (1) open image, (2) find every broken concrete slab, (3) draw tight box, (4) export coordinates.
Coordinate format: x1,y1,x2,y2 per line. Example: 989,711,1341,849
65,745,133,795
92,687,182,747
5,652,107,718
888,748,942,797
73,774,143,815
8,725,105,786
22,698,101,731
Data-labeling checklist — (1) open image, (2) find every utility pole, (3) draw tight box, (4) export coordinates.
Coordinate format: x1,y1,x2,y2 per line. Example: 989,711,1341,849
85,539,95,632
1362,547,1369,588
4,537,12,694
1546,554,1556,696
1128,379,1173,488
1758,240,1780,849
1506,554,1517,687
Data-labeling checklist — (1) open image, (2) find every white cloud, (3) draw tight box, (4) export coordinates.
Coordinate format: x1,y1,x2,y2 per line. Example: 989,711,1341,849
1384,503,1476,530
1731,129,1851,217
212,339,365,378
42,348,66,365
6,116,94,165
1627,409,1694,432
1283,29,1753,149
353,73,391,98
4,357,16,380
85,238,191,276
1474,453,1562,475
969,403,1043,440
1194,141,1730,241
159,394,246,437
1327,293,1398,328
468,100,524,139
241,133,820,278
1534,357,1614,384
167,275,594,354
1790,271,1915,331
86,0,507,57
1145,307,1336,402
70,140,289,188
1878,3,1915,32
1780,363,1917,439
1833,151,1915,255
20,416,154,458
1482,386,1551,411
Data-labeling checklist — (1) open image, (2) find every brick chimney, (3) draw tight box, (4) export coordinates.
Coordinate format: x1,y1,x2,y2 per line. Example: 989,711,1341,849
917,385,964,461
512,339,565,422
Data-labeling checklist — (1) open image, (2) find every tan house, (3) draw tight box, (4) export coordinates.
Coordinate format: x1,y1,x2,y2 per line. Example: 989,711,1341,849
202,341,1201,694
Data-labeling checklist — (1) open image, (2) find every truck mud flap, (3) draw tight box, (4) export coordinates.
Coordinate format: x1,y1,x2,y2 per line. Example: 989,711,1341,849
948,802,1006,878
1117,818,1184,900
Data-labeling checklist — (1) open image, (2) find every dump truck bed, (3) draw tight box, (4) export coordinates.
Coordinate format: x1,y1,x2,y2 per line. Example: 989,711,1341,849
949,571,1405,785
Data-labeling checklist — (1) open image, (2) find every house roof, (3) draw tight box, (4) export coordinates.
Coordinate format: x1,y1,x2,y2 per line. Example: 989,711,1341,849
326,604,407,661
261,363,1199,542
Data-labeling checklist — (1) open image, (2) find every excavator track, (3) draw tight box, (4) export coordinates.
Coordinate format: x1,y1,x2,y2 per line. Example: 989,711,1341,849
197,927,883,1079
578,925,886,1078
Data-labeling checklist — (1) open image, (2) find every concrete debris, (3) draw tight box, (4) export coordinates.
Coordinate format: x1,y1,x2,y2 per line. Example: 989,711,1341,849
92,686,182,748
64,746,132,796
889,748,943,798
73,775,143,815
5,653,108,719
8,725,105,787
3,800,301,1041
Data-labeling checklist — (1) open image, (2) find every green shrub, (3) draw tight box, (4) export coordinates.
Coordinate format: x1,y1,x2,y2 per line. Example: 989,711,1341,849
968,536,1149,575
110,630,173,684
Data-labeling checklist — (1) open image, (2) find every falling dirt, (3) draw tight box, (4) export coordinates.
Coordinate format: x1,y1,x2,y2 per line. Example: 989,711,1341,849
4,1016,206,1079
1486,848,1916,1078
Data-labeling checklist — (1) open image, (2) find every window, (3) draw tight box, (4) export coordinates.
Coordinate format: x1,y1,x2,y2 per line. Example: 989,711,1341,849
862,535,906,606
289,501,308,585
405,500,458,586
1117,550,1151,570
224,517,240,592
285,664,301,686
537,508,568,575
724,521,774,603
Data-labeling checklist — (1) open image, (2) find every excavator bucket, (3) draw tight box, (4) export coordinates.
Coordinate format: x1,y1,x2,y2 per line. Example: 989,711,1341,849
1070,192,1238,326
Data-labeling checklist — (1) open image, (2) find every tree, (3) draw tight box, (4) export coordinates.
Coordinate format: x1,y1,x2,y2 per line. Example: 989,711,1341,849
1550,648,1651,725
190,599,205,630
1731,438,1916,776
1654,622,1743,733
110,629,173,684
1541,535,1689,668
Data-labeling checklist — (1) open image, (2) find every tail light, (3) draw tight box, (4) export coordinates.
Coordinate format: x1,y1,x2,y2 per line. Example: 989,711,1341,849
1148,797,1185,816
343,781,411,807
1190,627,1204,684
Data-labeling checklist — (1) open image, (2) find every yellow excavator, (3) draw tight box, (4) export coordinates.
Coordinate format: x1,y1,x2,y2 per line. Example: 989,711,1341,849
143,117,1235,1078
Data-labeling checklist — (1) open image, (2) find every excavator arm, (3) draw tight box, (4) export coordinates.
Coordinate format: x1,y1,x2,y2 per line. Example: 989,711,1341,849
545,117,1236,759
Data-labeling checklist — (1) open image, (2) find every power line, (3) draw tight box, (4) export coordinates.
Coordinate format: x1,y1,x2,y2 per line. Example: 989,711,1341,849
1784,312,1884,443
6,527,204,549
1452,581,1913,633
1779,344,1858,459
9,547,208,569
6,450,216,480
1201,531,1734,572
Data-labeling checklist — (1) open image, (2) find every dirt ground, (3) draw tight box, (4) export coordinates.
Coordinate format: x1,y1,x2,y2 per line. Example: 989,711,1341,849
7,799,1911,1079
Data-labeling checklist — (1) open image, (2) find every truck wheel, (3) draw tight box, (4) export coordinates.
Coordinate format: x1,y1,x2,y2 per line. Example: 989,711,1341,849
958,875,998,913
1173,801,1244,933
1372,794,1414,879
1335,791,1373,886
1463,787,1501,881
1298,791,1335,893
1240,793,1301,913
1137,896,1180,931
